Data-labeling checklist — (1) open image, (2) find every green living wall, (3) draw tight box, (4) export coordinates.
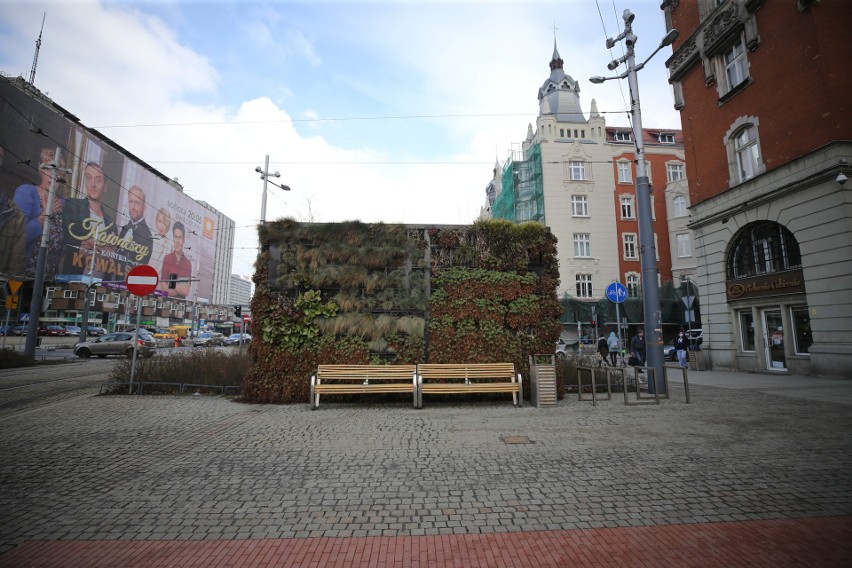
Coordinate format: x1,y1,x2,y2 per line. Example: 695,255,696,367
241,218,562,404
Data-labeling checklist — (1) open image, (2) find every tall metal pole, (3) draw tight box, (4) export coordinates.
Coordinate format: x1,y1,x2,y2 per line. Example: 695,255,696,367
24,146,61,361
625,39,665,394
260,154,269,225
591,11,674,394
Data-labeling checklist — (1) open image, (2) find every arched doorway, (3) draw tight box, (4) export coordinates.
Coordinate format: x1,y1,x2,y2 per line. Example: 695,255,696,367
725,221,808,372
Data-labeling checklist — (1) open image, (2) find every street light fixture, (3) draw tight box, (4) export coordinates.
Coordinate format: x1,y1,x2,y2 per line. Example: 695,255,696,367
256,155,291,226
590,9,679,394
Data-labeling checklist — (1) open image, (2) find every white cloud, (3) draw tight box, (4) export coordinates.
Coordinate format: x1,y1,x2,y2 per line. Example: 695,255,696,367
0,0,682,278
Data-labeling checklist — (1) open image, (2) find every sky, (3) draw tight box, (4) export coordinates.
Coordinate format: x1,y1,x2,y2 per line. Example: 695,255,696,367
0,0,682,278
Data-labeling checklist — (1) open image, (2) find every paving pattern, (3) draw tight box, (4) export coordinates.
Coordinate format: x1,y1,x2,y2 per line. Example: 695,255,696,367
0,376,850,565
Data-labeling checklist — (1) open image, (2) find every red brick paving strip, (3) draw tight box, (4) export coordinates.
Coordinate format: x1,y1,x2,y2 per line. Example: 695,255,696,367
2,517,850,567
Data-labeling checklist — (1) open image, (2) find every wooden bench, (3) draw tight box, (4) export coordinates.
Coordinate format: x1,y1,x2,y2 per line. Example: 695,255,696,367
416,363,522,408
310,364,418,410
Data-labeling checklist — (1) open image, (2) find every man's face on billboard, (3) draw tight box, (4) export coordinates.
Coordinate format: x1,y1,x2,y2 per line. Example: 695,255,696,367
84,165,107,201
128,188,145,221
173,227,185,254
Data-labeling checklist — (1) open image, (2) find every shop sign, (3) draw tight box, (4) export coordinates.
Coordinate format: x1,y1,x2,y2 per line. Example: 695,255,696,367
726,269,805,301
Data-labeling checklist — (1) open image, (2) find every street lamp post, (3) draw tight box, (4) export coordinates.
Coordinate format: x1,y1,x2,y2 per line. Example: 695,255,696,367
255,155,291,226
24,147,70,361
590,10,678,394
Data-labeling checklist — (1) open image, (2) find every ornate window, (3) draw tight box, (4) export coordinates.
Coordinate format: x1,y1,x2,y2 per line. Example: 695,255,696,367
728,221,802,279
723,38,749,92
724,117,765,186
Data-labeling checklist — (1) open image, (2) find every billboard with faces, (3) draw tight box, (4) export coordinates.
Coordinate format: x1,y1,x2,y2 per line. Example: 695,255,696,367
0,77,217,299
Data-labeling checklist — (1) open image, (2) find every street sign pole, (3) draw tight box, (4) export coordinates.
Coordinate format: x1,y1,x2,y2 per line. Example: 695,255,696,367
606,282,628,366
126,264,160,395
130,299,142,394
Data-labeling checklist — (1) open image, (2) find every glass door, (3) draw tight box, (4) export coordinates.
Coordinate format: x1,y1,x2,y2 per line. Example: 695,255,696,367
762,309,786,371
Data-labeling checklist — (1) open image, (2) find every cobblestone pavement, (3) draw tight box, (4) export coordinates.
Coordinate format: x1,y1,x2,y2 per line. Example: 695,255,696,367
0,374,850,565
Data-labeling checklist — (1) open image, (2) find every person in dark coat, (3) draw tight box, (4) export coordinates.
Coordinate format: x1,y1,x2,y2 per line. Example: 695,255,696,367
597,336,609,366
630,329,646,366
674,329,690,368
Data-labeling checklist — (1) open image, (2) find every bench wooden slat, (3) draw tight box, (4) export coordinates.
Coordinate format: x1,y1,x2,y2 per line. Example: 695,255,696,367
311,364,417,410
416,363,522,408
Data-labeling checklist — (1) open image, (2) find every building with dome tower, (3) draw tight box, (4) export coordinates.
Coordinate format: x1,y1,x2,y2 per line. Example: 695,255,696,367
489,40,695,343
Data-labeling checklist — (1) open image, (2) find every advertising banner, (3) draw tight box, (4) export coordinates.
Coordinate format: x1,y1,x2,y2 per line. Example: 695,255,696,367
0,78,217,300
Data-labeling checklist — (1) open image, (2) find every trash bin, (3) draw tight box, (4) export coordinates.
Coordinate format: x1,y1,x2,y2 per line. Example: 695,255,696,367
529,354,557,407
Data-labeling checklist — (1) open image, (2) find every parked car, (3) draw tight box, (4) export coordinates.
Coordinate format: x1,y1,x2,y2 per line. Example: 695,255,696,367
192,332,225,347
13,325,28,336
0,325,11,336
65,325,82,336
663,345,677,362
74,332,157,358
39,325,68,336
86,326,107,337
223,333,251,346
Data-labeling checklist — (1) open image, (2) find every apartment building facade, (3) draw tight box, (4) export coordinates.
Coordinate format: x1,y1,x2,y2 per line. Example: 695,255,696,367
662,0,852,375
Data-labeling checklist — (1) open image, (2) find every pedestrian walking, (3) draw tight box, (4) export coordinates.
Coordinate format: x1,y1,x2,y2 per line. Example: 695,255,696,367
674,329,690,368
607,332,620,366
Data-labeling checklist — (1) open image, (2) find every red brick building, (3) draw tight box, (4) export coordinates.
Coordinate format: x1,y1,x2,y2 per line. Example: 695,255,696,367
662,0,852,375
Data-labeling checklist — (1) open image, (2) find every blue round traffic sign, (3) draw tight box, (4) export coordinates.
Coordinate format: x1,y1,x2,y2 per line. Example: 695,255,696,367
606,282,628,304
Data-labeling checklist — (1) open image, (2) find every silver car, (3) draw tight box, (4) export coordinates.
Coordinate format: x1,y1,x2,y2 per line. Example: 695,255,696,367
192,332,225,347
74,332,157,358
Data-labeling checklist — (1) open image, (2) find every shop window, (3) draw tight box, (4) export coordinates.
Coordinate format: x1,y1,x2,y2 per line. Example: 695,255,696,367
791,306,812,355
739,310,755,352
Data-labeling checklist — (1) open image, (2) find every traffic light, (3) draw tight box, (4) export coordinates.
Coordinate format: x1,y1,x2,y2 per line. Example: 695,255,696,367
234,305,242,317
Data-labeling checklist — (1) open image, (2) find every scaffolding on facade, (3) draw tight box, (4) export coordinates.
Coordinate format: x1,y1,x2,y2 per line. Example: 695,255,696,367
492,144,544,222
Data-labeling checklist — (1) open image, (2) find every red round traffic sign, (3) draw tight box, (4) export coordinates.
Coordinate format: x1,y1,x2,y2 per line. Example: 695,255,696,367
126,264,159,296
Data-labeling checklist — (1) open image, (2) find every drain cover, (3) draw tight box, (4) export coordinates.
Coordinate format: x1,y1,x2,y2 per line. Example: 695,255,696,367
502,435,532,444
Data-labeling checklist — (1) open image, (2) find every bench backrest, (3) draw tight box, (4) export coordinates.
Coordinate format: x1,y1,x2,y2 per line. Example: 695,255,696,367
417,363,517,381
316,364,416,381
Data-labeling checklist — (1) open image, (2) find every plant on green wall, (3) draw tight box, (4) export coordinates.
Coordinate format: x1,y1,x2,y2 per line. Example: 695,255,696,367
262,289,339,350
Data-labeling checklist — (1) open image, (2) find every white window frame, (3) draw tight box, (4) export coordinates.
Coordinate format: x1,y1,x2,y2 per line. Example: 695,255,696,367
573,233,591,258
673,195,688,218
614,131,632,142
724,116,765,187
734,126,760,182
571,195,588,217
659,133,675,144
575,274,593,298
617,161,632,184
568,161,587,181
666,162,685,182
723,37,748,92
677,233,692,258
620,196,634,219
63,290,79,299
626,273,640,298
623,233,638,259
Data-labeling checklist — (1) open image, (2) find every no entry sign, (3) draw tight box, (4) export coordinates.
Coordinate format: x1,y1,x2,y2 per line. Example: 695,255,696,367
126,264,159,296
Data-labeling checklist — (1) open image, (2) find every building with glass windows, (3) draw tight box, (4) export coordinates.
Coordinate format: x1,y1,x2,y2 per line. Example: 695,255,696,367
662,0,852,375
486,41,694,342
